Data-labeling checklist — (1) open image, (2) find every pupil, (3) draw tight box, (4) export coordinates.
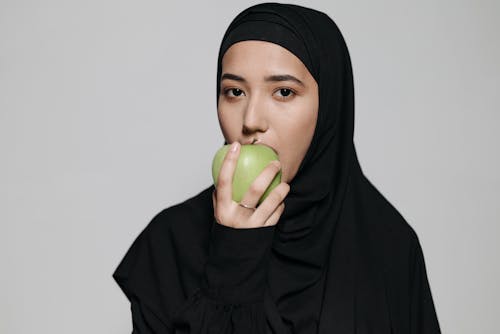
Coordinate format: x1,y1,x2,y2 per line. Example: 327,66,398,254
281,89,290,96
233,89,241,96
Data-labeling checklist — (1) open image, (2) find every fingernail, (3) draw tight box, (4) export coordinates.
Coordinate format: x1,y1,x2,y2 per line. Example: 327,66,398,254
231,142,239,152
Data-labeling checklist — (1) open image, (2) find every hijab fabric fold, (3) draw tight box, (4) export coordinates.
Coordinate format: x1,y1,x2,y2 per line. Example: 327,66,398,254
218,3,356,331
217,3,440,333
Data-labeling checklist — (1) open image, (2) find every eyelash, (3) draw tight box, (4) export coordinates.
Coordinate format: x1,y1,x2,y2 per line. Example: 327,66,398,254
222,87,297,100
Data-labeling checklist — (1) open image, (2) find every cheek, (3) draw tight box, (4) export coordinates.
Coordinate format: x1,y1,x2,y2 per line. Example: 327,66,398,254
218,107,241,140
276,104,317,181
278,109,316,149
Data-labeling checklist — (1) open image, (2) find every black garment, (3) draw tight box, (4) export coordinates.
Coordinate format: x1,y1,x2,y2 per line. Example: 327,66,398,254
113,3,441,333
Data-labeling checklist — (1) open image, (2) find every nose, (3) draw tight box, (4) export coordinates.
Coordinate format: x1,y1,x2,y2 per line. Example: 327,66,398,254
242,94,268,136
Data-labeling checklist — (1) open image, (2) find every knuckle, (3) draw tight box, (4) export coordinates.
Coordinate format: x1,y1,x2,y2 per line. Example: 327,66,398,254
268,162,280,173
225,151,237,161
269,191,282,203
217,177,229,187
249,182,266,197
270,167,281,177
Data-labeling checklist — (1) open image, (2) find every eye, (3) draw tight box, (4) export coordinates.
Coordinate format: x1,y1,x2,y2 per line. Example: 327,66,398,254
274,88,296,100
223,88,245,98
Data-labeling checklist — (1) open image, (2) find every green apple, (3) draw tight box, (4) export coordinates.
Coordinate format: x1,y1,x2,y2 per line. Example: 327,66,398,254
212,144,281,205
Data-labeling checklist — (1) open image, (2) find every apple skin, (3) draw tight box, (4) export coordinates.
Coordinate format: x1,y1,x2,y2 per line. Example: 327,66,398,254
212,144,281,205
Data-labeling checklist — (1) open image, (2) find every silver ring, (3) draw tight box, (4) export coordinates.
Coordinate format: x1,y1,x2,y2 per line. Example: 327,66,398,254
238,202,257,211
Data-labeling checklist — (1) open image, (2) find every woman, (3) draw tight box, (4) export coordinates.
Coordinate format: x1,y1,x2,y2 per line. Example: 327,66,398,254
113,3,441,333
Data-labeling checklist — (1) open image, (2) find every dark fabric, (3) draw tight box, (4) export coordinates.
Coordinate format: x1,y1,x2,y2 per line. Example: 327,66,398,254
113,2,441,333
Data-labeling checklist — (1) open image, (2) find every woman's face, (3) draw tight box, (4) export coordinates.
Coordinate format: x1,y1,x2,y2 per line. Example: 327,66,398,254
218,40,319,183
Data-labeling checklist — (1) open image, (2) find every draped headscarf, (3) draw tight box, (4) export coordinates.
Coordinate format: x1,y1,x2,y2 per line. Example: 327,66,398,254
218,3,355,331
216,3,439,333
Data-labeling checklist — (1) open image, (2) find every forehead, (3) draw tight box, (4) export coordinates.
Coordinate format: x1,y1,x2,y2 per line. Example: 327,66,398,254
221,40,308,75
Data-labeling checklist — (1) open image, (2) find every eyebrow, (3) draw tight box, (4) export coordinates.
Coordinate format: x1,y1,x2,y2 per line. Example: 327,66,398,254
221,73,305,87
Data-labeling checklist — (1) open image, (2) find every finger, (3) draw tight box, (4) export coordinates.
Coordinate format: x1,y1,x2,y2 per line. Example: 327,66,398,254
263,202,285,227
216,142,240,204
251,182,290,224
240,160,281,209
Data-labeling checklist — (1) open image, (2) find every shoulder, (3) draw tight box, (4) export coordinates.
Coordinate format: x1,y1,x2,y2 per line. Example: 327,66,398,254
113,185,216,323
359,175,421,263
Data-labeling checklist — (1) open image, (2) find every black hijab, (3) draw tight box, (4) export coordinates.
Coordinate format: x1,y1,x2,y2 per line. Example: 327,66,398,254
216,3,357,332
113,3,441,333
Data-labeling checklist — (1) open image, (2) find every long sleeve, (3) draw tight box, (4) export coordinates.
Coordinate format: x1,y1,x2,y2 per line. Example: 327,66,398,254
113,215,277,334
113,226,177,333
171,220,276,333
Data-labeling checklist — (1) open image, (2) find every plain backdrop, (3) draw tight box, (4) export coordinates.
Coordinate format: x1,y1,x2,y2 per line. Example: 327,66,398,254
1,0,499,333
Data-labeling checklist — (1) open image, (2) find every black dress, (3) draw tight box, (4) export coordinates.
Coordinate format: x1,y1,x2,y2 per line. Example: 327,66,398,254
113,3,441,333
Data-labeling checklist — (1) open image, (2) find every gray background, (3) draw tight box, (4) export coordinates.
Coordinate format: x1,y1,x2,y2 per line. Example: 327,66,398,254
1,0,499,333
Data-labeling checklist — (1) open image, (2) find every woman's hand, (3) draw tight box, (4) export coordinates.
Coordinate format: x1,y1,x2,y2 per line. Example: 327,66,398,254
212,142,290,228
